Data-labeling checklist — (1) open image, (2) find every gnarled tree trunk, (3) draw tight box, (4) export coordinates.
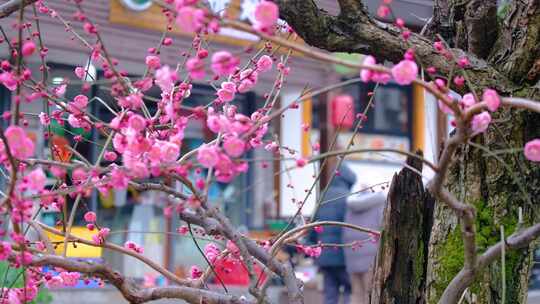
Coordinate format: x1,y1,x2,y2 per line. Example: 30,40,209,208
371,151,435,304
277,0,540,303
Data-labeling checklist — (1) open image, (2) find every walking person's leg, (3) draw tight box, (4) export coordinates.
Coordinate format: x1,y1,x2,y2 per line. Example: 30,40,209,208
321,267,340,304
337,267,352,304
349,272,363,304
361,271,372,304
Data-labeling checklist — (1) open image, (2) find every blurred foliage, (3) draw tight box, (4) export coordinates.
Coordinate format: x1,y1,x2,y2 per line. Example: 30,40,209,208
0,262,53,303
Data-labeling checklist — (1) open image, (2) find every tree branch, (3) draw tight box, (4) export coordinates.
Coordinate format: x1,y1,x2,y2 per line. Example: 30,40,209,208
0,0,37,19
275,0,516,94
179,210,304,304
36,222,192,287
24,253,252,304
439,222,540,304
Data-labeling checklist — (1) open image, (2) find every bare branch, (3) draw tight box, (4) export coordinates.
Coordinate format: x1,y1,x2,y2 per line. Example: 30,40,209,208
179,210,304,304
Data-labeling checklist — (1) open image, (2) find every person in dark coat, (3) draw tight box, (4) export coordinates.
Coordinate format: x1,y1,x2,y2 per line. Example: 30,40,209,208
343,186,386,304
309,161,356,304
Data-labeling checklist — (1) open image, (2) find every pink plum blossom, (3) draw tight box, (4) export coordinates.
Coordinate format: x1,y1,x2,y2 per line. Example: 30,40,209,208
104,151,117,161
391,59,418,85
471,111,491,135
197,144,219,168
110,167,129,189
211,51,239,77
75,66,85,79
145,55,161,69
296,158,308,168
483,89,501,112
118,93,144,109
207,114,229,133
175,0,198,10
237,69,258,93
92,228,110,245
4,126,35,159
155,65,177,93
256,55,273,72
360,56,390,83
460,93,476,109
524,139,540,162
0,72,17,91
46,276,64,289
0,242,12,261
128,114,146,131
124,241,144,254
26,168,46,192
186,57,205,80
217,81,236,102
254,1,279,29
39,112,50,126
176,6,205,33
223,136,245,157
84,211,97,223
377,5,390,17
60,272,81,287
190,266,203,279
73,94,89,109
159,141,180,163
21,41,36,57
204,243,221,264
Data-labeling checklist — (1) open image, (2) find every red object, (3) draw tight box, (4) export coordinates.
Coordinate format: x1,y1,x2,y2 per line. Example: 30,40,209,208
331,95,355,129
213,257,267,286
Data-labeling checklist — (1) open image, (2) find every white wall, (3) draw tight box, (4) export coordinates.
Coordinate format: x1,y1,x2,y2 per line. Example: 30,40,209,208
280,89,318,217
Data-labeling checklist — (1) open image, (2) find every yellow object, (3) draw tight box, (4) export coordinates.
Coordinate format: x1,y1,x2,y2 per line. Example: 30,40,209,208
301,97,313,157
45,226,102,258
412,83,425,152
99,189,114,209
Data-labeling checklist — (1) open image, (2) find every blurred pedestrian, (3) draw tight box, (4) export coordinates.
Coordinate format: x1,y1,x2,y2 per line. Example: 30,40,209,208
343,186,386,304
309,160,356,304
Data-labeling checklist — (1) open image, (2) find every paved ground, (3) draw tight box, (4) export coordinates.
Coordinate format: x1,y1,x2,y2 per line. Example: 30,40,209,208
49,288,540,303
529,290,540,304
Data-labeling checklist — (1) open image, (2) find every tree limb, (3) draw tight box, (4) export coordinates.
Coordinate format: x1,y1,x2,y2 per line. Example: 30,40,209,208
24,253,252,304
0,0,37,19
275,0,516,94
439,222,540,304
179,210,304,304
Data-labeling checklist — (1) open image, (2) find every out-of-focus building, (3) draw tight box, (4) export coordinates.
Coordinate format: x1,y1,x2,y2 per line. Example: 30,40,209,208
0,0,438,292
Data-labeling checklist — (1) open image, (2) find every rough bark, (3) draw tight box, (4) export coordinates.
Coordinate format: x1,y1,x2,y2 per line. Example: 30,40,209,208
489,0,540,84
276,1,540,303
275,0,517,94
427,103,540,303
371,151,435,304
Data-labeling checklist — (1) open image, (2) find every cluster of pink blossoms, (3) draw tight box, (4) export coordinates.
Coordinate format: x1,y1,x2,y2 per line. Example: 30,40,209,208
109,112,184,183
46,271,81,288
197,106,269,183
0,270,40,303
296,244,322,258
124,241,144,254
